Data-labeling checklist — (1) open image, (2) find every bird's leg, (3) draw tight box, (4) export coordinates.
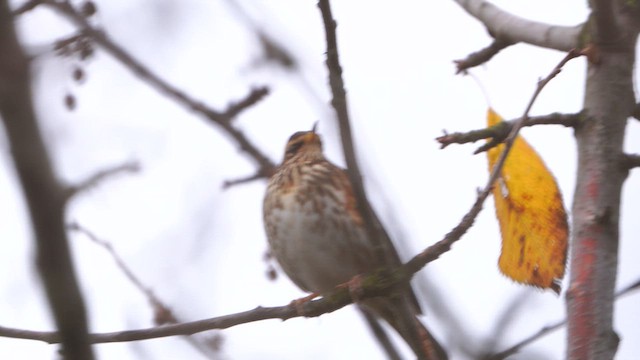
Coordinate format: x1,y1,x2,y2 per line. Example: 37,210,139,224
290,292,320,316
337,274,365,303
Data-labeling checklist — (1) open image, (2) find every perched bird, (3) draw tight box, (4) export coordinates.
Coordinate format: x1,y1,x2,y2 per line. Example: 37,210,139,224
263,126,447,359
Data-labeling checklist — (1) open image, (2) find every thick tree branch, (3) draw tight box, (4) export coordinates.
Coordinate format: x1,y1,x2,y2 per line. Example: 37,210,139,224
454,38,514,73
453,0,582,51
565,2,639,358
632,102,640,121
622,154,640,170
437,112,580,153
11,0,41,15
0,1,94,359
42,0,275,177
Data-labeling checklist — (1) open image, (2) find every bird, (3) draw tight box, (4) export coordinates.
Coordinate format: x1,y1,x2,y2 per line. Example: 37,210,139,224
263,125,447,359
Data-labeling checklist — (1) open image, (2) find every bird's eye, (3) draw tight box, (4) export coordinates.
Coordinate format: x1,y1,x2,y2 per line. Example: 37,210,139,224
286,141,304,156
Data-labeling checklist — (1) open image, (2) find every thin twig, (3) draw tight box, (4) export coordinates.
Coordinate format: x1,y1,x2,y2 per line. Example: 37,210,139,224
479,291,531,358
488,277,640,360
43,0,275,176
222,166,276,189
404,48,582,276
68,223,221,358
67,222,176,325
436,112,581,153
455,38,514,74
223,86,270,120
64,162,140,201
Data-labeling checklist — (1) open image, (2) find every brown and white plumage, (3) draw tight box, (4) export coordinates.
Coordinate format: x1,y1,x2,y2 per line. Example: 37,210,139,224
263,129,447,359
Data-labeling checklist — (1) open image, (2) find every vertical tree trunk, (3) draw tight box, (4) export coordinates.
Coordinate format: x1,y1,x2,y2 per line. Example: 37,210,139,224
0,2,94,359
566,2,638,359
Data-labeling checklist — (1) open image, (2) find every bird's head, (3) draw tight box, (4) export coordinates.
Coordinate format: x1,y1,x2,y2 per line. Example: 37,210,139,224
282,123,324,164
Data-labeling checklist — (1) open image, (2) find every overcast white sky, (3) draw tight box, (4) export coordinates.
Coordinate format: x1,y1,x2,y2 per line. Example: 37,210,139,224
1,0,639,359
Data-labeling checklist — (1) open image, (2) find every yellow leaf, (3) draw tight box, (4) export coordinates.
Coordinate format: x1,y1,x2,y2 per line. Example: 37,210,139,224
486,109,568,293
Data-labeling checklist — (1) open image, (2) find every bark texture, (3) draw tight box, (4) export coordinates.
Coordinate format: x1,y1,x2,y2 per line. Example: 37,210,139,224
566,1,639,359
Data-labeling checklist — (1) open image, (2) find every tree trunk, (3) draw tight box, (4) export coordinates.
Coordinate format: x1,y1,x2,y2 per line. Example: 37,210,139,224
566,2,638,359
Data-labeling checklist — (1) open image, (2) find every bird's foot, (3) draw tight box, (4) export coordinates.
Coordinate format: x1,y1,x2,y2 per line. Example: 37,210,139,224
337,274,365,303
290,292,319,316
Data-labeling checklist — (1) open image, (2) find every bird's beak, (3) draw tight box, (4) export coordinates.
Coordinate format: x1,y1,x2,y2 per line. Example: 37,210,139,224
311,122,318,134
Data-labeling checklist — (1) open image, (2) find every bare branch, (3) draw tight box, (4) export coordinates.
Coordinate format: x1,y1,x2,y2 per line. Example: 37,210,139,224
42,0,275,176
67,222,177,325
222,171,269,189
68,223,222,358
0,2,94,358
317,0,394,270
436,112,581,153
223,86,270,120
622,154,640,171
488,277,640,360
454,38,514,73
452,0,582,51
479,291,531,358
65,162,140,201
0,267,411,345
2,273,637,349
11,0,42,16
406,49,582,279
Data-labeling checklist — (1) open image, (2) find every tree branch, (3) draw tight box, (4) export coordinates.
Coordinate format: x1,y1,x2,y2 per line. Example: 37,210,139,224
1,274,638,350
317,0,394,267
454,38,514,73
436,112,581,153
64,161,140,201
488,277,640,360
0,1,94,359
68,223,177,325
68,223,223,358
452,0,582,51
0,266,414,345
11,0,42,15
405,49,582,277
42,0,275,177
622,154,640,171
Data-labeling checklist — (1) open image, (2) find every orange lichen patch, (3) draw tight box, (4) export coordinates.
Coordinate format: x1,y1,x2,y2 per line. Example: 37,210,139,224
486,109,568,293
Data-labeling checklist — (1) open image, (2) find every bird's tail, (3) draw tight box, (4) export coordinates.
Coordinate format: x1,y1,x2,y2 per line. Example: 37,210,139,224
365,295,448,360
